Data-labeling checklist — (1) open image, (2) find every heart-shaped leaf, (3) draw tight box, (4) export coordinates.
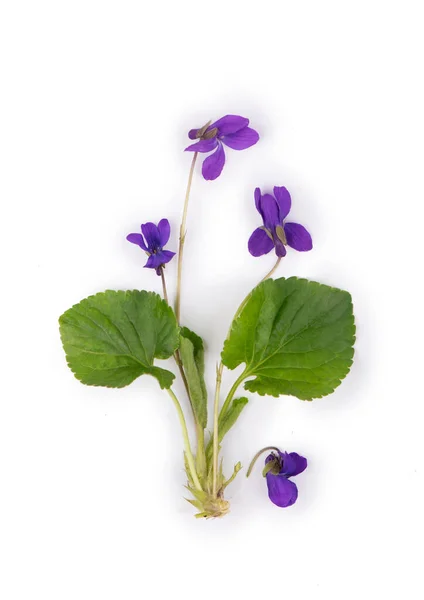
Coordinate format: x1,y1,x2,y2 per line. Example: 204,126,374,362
59,290,179,389
222,277,355,400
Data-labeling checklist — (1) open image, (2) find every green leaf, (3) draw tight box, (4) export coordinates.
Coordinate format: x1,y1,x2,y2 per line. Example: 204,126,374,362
59,290,179,389
222,277,355,400
179,327,208,428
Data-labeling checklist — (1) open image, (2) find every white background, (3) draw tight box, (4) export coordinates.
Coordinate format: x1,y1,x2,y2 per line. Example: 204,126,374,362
1,1,423,598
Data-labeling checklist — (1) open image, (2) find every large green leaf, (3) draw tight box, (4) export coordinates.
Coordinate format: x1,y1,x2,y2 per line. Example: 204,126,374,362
222,277,355,400
179,327,208,428
59,290,179,389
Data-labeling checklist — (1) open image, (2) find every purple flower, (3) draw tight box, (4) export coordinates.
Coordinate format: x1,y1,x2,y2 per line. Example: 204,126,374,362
264,450,307,508
126,219,175,275
248,186,313,258
185,115,259,181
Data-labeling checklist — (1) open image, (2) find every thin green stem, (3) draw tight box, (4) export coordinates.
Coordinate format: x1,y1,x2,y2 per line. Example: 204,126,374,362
259,257,282,284
195,424,206,477
166,388,202,491
222,462,242,490
218,369,249,422
212,362,223,496
159,266,169,304
173,349,197,418
161,266,202,443
174,352,204,468
210,257,283,494
246,446,280,478
223,257,282,343
221,256,282,410
175,151,198,324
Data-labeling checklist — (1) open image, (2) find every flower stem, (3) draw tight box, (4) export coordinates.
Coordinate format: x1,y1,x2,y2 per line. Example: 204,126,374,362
260,257,281,283
160,265,193,412
246,446,281,478
222,462,242,490
159,266,169,304
210,257,283,494
173,151,209,460
166,388,202,491
224,257,282,343
175,151,198,324
160,266,196,413
212,362,224,496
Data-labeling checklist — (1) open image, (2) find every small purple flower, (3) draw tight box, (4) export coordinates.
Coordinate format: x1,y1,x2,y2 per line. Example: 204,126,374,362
185,115,259,181
126,219,175,275
248,186,313,258
264,450,307,508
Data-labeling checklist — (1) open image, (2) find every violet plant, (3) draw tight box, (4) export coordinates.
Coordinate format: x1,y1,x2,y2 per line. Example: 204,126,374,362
59,114,355,518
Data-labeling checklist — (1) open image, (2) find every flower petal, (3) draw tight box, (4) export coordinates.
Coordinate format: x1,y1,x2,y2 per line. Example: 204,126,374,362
280,452,308,477
284,222,313,251
202,143,225,180
222,127,259,150
144,249,173,269
157,219,171,246
274,238,287,257
159,249,175,265
265,452,278,465
188,128,199,140
273,186,291,221
141,222,161,249
254,187,262,214
259,194,280,230
248,227,274,257
185,138,218,153
144,253,163,270
210,115,249,135
266,473,298,507
126,233,148,251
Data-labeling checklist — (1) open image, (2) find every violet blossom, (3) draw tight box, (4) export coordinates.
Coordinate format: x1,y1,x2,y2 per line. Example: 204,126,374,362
126,219,175,275
248,186,313,258
185,115,259,181
264,450,307,508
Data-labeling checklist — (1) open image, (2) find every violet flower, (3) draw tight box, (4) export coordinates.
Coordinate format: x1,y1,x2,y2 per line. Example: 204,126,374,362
264,450,307,508
185,115,259,181
126,219,175,275
248,186,312,258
